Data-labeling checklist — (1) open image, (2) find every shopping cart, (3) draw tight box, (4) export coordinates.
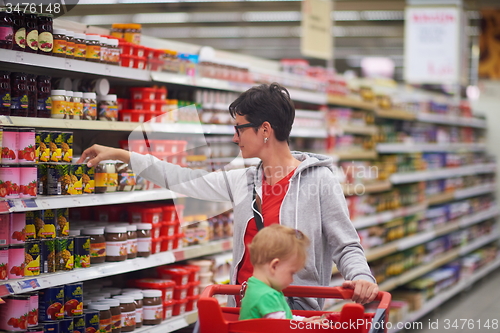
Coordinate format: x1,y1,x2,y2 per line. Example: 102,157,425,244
198,285,391,333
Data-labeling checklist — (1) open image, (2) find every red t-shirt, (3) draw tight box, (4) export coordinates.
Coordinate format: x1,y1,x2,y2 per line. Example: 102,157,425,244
236,169,296,284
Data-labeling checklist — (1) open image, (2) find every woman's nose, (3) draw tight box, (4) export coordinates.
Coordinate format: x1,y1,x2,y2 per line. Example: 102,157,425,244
232,132,239,143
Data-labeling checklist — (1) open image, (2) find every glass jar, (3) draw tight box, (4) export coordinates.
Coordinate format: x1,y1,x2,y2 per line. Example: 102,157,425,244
88,303,112,333
74,33,87,60
27,74,37,117
98,94,118,121
96,299,122,333
66,30,75,59
0,7,13,50
0,71,11,115
107,38,120,65
37,14,53,55
12,11,26,52
126,224,137,259
73,91,83,120
112,296,136,332
82,92,97,120
36,75,51,118
65,90,74,119
122,293,143,328
110,23,124,39
82,227,106,264
142,290,162,325
100,36,108,64
11,72,28,117
124,24,141,44
25,13,38,53
104,226,127,262
52,28,67,58
50,89,66,119
86,35,101,62
135,223,152,257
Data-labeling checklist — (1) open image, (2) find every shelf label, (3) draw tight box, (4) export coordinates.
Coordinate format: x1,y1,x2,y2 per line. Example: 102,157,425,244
0,284,14,297
20,199,38,209
0,116,12,124
18,279,40,290
0,201,12,213
65,59,72,69
15,52,24,63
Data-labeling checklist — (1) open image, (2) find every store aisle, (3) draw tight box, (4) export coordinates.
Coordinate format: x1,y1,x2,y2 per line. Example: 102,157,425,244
405,266,500,333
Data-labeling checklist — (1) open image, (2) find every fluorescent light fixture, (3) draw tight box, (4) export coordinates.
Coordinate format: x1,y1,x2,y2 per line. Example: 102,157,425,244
243,11,300,22
82,14,133,25
79,0,118,4
134,12,189,23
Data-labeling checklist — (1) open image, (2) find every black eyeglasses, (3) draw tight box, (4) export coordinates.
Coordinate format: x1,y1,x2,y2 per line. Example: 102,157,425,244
234,123,258,136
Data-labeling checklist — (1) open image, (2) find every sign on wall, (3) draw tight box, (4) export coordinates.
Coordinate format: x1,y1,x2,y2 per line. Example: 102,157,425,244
301,0,333,60
404,6,461,84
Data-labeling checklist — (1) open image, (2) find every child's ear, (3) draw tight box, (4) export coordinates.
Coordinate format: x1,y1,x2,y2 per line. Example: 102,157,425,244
270,258,280,272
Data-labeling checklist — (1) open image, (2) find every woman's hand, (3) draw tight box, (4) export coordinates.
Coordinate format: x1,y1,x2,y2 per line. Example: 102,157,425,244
77,144,130,167
342,280,379,305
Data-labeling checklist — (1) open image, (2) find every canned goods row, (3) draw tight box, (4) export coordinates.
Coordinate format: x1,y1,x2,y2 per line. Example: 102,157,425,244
1,127,36,165
0,236,90,281
36,131,73,164
0,164,37,199
37,164,94,196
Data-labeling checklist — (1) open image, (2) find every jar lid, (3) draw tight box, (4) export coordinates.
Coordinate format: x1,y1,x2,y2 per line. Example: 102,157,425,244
82,92,97,99
101,287,122,295
66,30,75,37
51,90,66,96
53,28,67,35
112,296,134,304
74,33,87,39
94,78,110,96
68,229,80,236
98,94,117,102
73,92,83,98
105,226,127,233
100,36,108,44
141,290,162,298
122,292,144,300
86,35,102,42
65,91,73,97
88,303,110,311
82,227,105,235
108,38,119,47
135,223,152,230
126,224,137,232
96,299,120,307
121,288,143,294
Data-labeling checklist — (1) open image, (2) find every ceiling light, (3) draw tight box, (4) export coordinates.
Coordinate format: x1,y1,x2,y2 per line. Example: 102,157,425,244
134,12,189,23
82,14,133,25
243,11,300,22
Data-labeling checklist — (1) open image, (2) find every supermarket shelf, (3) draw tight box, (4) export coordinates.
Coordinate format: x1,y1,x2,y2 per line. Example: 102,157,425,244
290,127,328,138
0,49,150,81
389,257,500,333
326,95,376,111
352,202,428,229
377,142,487,153
427,192,455,205
375,109,416,121
135,311,198,333
287,88,328,105
379,231,500,291
428,183,496,205
459,206,500,228
388,163,496,184
333,150,378,160
336,124,378,136
5,189,181,213
416,113,487,129
342,181,392,196
0,239,233,297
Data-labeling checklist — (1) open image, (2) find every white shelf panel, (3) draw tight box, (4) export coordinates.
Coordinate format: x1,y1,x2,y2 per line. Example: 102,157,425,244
389,257,500,333
352,202,428,229
327,95,376,111
389,163,496,184
130,311,198,333
377,142,487,153
290,127,327,138
460,230,500,256
287,88,327,105
417,113,487,129
6,189,181,213
459,206,500,228
454,183,496,200
336,125,378,136
0,239,232,297
0,49,150,81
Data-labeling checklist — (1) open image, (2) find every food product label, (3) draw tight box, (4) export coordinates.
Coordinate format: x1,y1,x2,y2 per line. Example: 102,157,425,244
99,316,111,333
64,283,83,316
86,45,100,60
121,310,136,328
20,166,38,198
53,38,66,55
83,102,97,120
110,314,121,330
29,293,38,327
51,100,66,117
75,43,86,58
90,242,106,258
8,246,25,279
0,166,20,198
37,96,52,111
99,105,118,121
0,248,8,280
18,129,36,164
85,312,100,333
143,304,163,321
0,214,8,246
11,94,28,110
164,307,173,319
38,32,53,52
74,101,83,118
135,307,143,324
106,240,127,257
95,172,107,187
56,237,74,271
1,92,10,108
0,297,30,331
25,211,36,239
15,27,26,49
0,26,13,42
127,238,138,255
74,316,86,333
39,286,65,321
137,237,151,253
24,241,40,276
26,29,38,51
66,41,75,57
2,130,18,164
74,236,90,268
57,208,69,237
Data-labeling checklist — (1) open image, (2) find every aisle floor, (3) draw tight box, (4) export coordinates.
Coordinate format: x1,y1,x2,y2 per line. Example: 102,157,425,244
404,266,500,333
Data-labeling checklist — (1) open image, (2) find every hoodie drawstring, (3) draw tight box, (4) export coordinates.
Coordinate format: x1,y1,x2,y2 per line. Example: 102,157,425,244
295,172,301,229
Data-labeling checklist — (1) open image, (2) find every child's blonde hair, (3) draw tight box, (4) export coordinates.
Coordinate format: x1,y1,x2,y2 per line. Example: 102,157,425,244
249,224,310,266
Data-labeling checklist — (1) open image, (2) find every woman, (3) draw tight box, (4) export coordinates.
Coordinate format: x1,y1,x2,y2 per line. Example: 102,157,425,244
78,83,378,309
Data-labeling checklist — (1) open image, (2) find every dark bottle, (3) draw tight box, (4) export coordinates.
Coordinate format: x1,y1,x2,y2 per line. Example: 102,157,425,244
37,14,53,55
0,71,11,116
0,7,13,50
10,72,28,117
25,13,38,53
27,74,37,117
12,12,26,52
36,75,51,118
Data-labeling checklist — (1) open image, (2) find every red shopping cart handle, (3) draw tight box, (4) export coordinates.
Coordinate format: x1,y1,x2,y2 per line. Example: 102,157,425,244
201,285,391,310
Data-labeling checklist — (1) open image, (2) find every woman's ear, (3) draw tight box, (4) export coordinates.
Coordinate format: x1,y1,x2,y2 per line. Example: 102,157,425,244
261,121,272,135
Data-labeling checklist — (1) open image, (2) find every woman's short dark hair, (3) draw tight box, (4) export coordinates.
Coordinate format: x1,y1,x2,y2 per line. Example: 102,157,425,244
229,83,295,142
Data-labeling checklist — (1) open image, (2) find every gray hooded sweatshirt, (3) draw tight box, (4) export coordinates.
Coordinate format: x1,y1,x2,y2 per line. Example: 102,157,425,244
130,150,375,310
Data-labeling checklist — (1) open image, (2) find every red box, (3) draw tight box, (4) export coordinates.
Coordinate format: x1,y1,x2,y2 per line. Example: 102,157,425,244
163,205,182,222
160,221,178,237
119,41,133,55
151,237,162,254
185,295,199,312
155,100,168,112
133,56,147,70
133,44,146,57
131,278,175,301
157,266,190,286
187,281,201,296
163,300,175,320
149,58,165,72
168,264,200,283
172,299,188,316
131,99,156,111
130,87,156,101
173,284,189,300
160,235,175,252
155,87,167,100
119,109,148,123
174,233,183,250
120,54,134,68
117,98,129,112
128,206,163,224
